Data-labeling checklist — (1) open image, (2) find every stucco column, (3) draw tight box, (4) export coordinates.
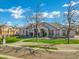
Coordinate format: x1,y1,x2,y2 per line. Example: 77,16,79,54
32,30,34,37
47,29,49,37
53,30,56,37
27,29,30,37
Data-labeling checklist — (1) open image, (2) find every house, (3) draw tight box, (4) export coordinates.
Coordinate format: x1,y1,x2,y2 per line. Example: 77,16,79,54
0,24,19,36
18,22,67,38
75,25,79,35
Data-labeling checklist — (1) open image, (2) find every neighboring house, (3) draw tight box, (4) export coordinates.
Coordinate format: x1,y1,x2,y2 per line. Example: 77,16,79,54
18,22,67,38
0,24,19,36
69,30,76,37
75,25,79,35
65,25,76,38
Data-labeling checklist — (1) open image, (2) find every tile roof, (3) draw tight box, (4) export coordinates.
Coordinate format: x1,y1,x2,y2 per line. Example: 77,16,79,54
22,22,64,29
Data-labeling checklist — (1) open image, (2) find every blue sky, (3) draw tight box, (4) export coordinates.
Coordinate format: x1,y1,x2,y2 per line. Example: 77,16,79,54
0,0,78,26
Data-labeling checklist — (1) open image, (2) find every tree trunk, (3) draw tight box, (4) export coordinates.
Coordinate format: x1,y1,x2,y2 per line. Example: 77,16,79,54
67,28,71,44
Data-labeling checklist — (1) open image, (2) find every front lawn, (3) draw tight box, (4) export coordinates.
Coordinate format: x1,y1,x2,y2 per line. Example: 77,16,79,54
0,36,79,44
23,38,79,44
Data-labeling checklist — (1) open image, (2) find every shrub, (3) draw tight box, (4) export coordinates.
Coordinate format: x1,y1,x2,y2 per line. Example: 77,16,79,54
5,36,20,43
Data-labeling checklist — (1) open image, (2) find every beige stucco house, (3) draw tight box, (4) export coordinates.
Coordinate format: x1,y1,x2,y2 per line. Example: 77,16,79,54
0,24,19,36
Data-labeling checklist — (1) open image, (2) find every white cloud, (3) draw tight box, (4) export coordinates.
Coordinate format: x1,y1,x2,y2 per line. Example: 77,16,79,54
0,6,60,19
0,9,5,12
63,4,70,7
42,12,48,17
64,10,79,25
48,11,60,18
64,10,79,15
71,10,79,17
32,11,61,19
8,6,25,19
32,12,43,19
63,1,79,7
0,6,25,19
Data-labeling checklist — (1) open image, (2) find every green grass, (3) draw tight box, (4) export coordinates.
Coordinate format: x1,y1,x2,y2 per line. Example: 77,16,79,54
22,45,58,50
0,36,79,44
0,36,20,43
23,38,79,44
0,57,8,59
